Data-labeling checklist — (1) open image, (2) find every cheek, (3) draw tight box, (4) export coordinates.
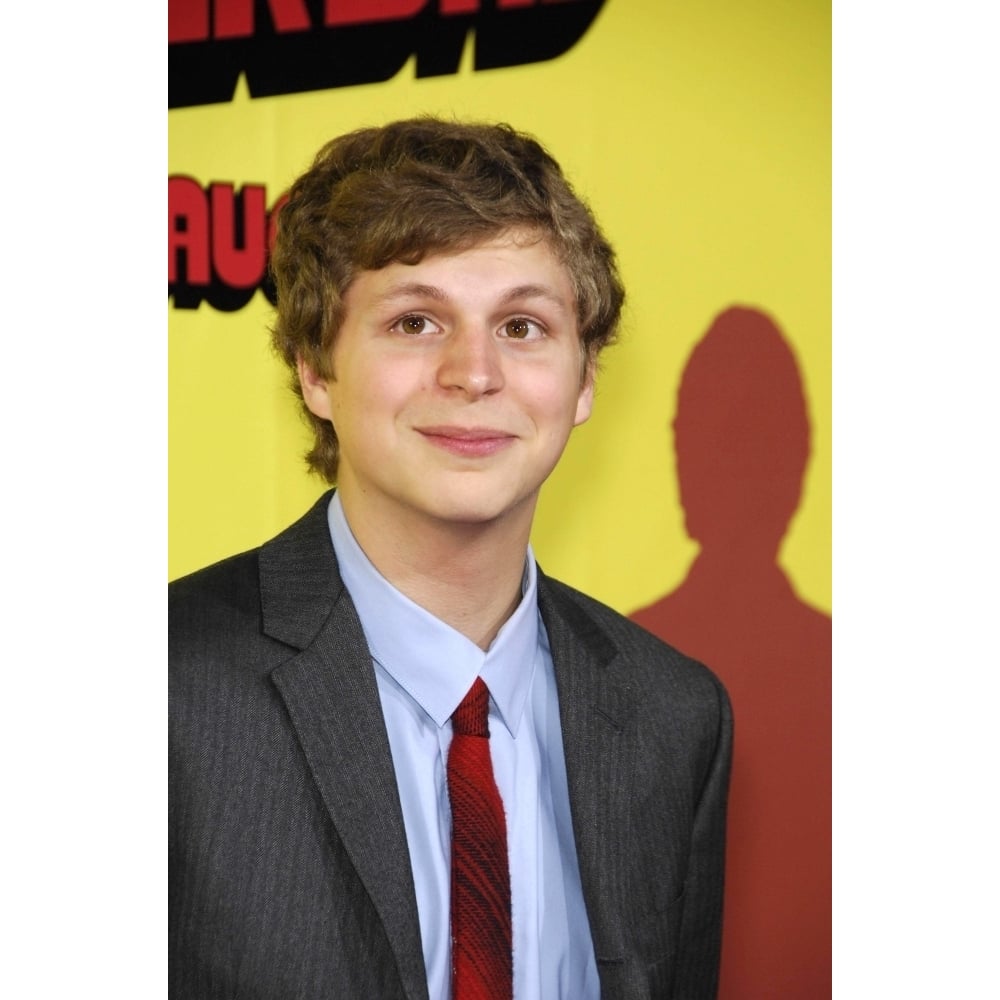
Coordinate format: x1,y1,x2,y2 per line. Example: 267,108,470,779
525,380,590,438
366,356,430,402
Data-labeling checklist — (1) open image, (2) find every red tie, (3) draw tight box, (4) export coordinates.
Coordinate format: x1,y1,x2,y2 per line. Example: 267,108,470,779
447,677,513,1000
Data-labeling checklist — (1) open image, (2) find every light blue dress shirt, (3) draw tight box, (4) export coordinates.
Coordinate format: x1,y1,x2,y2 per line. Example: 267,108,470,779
327,494,600,1000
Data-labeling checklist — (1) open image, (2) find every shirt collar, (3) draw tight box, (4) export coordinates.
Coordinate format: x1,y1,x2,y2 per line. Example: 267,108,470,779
327,492,538,737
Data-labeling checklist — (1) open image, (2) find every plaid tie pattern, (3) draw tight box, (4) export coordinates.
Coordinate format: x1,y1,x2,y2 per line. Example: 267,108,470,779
447,677,513,1000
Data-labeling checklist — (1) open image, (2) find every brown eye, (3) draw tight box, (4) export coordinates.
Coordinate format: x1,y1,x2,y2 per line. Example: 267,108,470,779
400,315,427,334
505,318,532,339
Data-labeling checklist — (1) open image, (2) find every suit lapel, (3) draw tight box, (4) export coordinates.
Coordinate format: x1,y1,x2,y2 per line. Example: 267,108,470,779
259,492,429,1000
538,573,635,967
252,496,636,994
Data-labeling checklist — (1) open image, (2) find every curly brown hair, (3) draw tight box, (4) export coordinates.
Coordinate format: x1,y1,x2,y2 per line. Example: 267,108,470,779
269,116,625,482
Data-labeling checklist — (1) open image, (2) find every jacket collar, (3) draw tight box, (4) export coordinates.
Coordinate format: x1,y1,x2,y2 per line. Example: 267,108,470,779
258,489,343,650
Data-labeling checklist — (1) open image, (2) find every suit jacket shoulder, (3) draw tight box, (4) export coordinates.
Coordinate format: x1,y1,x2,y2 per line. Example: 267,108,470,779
539,571,729,717
170,546,265,662
170,491,341,651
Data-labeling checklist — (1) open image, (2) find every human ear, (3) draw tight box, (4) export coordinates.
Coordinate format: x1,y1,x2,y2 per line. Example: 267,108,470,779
574,358,596,427
297,356,333,421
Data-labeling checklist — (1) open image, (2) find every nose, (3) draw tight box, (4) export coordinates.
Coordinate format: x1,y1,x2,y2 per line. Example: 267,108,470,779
436,326,505,398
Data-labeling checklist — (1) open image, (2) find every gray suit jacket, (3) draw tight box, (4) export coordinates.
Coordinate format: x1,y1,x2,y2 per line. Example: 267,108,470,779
169,492,732,999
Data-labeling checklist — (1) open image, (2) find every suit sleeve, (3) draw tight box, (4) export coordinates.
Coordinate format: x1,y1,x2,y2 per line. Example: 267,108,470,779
672,676,733,999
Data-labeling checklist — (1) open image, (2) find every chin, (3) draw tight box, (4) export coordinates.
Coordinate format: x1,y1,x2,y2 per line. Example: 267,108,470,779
421,489,534,529
429,502,514,527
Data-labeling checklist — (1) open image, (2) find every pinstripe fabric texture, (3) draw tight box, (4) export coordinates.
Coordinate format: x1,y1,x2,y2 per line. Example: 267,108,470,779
170,491,733,999
448,678,513,1000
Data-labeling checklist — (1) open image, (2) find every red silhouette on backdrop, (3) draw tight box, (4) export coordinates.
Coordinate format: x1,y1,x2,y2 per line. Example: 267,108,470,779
630,307,831,998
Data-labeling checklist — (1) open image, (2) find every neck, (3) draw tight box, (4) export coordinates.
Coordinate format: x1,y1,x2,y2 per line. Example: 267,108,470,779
339,491,534,651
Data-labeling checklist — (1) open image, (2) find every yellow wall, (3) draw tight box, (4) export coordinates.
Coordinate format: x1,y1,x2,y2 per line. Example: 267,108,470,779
169,0,830,616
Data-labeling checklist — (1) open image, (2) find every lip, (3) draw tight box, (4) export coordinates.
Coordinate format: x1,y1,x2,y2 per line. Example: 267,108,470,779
416,425,516,457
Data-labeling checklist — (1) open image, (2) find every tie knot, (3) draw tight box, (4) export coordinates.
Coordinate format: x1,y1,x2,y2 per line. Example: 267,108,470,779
452,677,490,737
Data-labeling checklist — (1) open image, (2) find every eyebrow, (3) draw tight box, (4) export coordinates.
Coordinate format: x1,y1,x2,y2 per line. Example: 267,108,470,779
375,283,448,304
375,282,571,313
499,284,571,312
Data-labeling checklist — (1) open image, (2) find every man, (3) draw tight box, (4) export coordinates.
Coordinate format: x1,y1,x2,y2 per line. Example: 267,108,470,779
170,117,732,1000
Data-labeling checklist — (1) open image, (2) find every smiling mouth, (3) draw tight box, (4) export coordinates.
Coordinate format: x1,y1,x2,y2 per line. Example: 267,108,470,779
416,426,516,457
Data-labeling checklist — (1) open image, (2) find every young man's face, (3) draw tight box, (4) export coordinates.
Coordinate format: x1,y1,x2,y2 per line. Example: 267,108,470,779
300,230,594,535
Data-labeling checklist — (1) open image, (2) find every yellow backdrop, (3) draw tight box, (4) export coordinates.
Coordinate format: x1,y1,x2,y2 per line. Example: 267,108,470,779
168,0,831,620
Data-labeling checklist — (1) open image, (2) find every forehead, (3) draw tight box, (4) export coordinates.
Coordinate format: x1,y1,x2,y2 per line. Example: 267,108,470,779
345,230,576,310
